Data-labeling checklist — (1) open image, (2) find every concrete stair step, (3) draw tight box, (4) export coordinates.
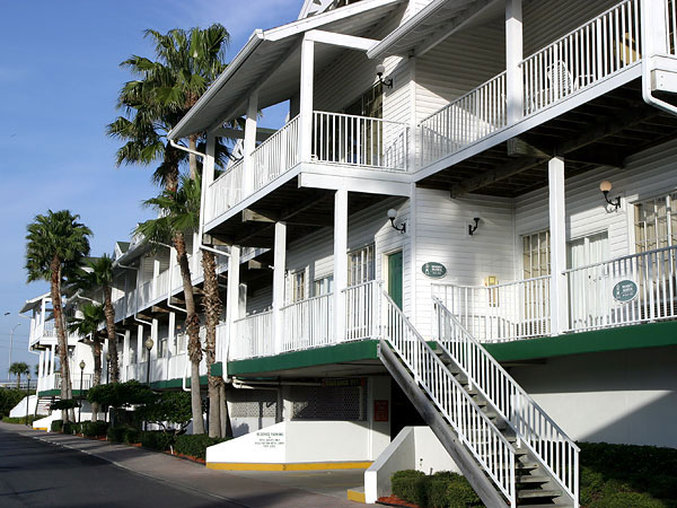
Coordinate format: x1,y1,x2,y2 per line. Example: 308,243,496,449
517,489,562,500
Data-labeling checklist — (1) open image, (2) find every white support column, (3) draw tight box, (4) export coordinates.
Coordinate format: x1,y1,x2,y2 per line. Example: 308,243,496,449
201,135,216,232
168,312,176,356
38,350,44,381
227,246,241,364
299,36,315,162
642,0,669,58
273,222,287,354
334,189,348,341
49,346,55,375
151,319,159,361
505,0,523,124
244,91,259,194
152,259,161,298
548,157,568,335
123,330,131,373
137,324,144,364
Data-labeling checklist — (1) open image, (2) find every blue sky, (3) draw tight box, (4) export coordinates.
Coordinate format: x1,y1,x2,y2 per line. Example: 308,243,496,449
0,0,300,375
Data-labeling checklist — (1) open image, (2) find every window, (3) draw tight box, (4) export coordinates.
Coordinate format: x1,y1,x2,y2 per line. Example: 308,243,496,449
348,244,375,286
313,276,333,296
290,270,306,303
522,230,551,278
635,192,677,252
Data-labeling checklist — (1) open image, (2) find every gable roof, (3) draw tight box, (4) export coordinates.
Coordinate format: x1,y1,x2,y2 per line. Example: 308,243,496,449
169,0,404,140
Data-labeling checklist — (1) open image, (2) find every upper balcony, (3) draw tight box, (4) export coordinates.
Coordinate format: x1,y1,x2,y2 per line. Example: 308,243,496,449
205,110,409,229
413,0,677,196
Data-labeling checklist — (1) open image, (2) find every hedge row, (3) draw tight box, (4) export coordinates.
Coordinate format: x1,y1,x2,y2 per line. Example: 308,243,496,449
2,416,36,425
51,420,109,437
391,470,481,508
174,434,225,460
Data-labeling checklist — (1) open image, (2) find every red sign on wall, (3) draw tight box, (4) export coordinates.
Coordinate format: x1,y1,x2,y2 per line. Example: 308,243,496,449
374,400,389,422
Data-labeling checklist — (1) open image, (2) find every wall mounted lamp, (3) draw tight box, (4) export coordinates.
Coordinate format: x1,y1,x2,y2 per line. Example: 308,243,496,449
387,208,406,234
468,217,480,236
376,64,393,89
599,180,621,210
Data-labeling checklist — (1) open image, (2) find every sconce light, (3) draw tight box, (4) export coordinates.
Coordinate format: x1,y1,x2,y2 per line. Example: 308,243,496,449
376,64,393,89
144,338,154,351
387,208,406,234
468,217,480,236
599,180,621,210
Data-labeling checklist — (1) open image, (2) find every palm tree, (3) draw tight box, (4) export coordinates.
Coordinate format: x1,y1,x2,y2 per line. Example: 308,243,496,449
9,362,29,389
136,175,205,434
108,25,232,437
68,303,105,420
70,255,119,383
25,210,92,422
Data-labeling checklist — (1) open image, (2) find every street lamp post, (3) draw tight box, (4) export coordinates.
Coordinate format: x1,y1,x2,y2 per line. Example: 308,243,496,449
25,372,31,426
6,321,21,382
144,338,154,386
78,360,85,424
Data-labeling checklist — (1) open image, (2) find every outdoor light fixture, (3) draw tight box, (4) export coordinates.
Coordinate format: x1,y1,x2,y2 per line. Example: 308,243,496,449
376,64,393,89
599,180,621,210
387,208,406,234
468,217,480,236
145,338,154,386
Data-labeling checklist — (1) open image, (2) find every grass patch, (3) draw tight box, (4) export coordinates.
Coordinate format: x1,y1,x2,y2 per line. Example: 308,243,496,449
2,416,36,425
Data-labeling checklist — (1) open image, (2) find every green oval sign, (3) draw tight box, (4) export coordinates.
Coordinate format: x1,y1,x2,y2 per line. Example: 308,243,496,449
422,262,447,279
613,279,638,303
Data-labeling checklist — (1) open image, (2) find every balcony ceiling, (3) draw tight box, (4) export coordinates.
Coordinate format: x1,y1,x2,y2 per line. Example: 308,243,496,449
368,0,501,60
418,80,677,198
170,0,405,139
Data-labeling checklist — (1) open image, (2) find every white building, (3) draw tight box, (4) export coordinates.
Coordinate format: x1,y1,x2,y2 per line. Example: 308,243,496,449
25,0,677,506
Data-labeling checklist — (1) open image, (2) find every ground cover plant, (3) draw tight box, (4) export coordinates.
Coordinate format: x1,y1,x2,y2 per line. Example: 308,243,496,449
390,442,677,508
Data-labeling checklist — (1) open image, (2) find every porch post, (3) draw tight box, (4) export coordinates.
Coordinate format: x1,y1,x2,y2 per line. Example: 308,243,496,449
548,157,568,335
273,222,287,354
227,246,241,363
152,259,160,299
244,91,259,195
334,189,348,341
38,350,44,383
505,0,523,124
137,324,144,365
642,0,669,57
123,330,130,369
49,346,55,375
299,35,315,162
168,312,176,356
202,134,216,228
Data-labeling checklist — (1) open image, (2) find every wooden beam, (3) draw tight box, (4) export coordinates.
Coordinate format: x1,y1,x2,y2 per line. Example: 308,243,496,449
242,209,276,223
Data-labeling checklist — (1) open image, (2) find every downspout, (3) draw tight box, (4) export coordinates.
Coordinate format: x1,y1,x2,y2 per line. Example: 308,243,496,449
641,0,677,116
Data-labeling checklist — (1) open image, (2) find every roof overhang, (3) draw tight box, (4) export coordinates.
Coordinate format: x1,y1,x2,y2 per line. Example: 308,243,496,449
367,0,499,60
20,293,50,314
169,0,405,139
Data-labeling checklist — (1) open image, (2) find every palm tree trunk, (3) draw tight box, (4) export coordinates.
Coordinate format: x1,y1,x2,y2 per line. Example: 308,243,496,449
188,135,199,181
173,231,205,435
201,249,223,438
103,286,119,383
50,259,73,422
91,337,102,421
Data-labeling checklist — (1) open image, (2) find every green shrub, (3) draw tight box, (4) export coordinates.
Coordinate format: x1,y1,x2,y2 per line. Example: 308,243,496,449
124,427,141,444
51,419,64,432
50,399,80,411
107,425,129,442
0,388,26,416
392,470,427,506
62,421,78,435
445,473,482,508
141,431,175,451
174,434,225,460
81,421,108,437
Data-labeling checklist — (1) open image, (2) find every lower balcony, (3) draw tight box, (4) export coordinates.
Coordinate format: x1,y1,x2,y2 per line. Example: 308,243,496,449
38,372,93,394
433,245,677,343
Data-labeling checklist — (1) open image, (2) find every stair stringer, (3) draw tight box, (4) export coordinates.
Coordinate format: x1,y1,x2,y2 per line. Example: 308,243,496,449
378,340,510,508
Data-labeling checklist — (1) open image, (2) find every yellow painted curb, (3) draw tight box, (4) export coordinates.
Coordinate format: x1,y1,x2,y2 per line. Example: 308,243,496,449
34,427,48,431
347,489,366,503
206,461,373,471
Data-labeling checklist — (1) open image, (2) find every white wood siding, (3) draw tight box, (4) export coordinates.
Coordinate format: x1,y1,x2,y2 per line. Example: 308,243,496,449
414,20,505,123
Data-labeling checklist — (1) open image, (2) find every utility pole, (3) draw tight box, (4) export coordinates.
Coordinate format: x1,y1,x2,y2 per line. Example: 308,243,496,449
5,317,21,382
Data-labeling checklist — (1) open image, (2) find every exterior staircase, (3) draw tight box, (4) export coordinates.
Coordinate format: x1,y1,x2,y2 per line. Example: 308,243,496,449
377,292,579,507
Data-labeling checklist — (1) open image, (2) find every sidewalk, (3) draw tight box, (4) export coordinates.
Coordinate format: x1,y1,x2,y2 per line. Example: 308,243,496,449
0,422,363,508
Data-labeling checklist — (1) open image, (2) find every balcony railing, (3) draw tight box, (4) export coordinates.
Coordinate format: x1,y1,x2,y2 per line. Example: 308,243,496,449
313,111,408,171
282,293,334,353
420,0,644,167
565,245,677,332
41,372,93,392
432,276,552,343
231,310,274,361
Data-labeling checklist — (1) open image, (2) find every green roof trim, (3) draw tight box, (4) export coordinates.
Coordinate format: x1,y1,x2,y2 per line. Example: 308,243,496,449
37,389,87,397
485,320,677,362
211,362,223,377
150,374,207,390
227,340,380,376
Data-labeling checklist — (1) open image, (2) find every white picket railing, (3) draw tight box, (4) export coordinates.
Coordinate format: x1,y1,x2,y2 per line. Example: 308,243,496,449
343,280,382,341
49,372,93,391
420,72,507,167
252,115,300,189
282,293,334,352
522,0,641,116
435,299,579,506
231,310,274,361
208,158,245,222
565,245,677,332
313,111,409,171
383,291,516,508
432,276,551,343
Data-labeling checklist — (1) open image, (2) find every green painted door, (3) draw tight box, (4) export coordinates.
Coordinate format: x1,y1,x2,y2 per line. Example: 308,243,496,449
388,251,403,309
